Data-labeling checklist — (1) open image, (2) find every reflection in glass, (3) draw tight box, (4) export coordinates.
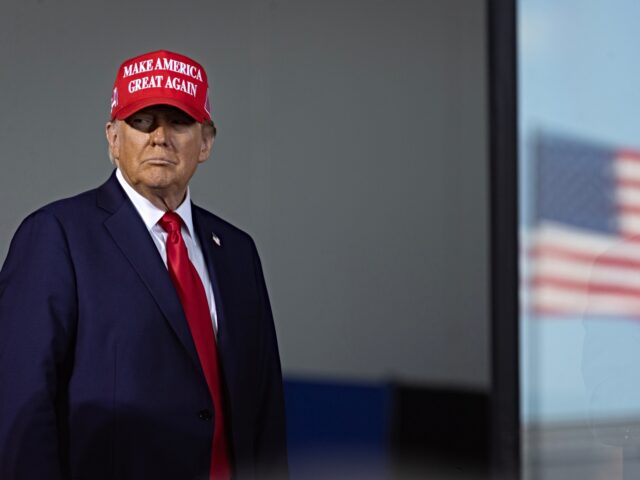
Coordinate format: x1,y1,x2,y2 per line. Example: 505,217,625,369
519,1,640,478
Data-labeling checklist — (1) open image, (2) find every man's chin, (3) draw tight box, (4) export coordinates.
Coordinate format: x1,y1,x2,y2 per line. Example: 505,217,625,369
139,168,176,188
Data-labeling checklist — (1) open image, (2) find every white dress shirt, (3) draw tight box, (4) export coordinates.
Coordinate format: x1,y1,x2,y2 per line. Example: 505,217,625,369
115,168,219,333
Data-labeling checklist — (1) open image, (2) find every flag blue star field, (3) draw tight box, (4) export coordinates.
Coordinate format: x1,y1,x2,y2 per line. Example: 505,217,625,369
530,133,640,317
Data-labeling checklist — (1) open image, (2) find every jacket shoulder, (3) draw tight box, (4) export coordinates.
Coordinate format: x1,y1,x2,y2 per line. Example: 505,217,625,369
38,186,100,219
192,204,255,245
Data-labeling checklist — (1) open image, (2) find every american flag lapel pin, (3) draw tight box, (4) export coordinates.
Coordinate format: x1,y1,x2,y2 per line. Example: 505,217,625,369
211,232,221,247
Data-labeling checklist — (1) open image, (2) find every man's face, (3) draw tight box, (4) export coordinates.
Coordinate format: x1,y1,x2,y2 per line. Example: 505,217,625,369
105,105,213,199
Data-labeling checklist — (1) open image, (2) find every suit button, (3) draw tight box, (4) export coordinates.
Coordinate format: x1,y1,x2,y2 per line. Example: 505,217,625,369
198,409,212,420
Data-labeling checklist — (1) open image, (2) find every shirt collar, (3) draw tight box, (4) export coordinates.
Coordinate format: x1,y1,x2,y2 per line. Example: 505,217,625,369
115,168,196,239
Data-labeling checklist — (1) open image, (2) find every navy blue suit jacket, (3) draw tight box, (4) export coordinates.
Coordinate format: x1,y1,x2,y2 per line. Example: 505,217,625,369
0,172,288,479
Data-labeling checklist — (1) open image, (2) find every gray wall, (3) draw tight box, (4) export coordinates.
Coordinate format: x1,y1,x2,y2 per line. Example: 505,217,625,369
0,0,488,388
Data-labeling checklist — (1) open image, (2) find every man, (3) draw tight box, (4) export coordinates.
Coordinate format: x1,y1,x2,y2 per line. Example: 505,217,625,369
0,50,288,480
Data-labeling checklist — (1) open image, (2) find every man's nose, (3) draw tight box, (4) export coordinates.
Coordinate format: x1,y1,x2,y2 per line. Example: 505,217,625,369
150,120,170,145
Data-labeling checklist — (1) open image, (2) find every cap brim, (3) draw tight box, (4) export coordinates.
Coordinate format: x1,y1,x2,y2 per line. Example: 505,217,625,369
112,97,209,123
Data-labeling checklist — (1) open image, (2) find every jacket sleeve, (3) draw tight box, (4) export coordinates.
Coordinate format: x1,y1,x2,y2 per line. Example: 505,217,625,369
0,210,78,479
249,239,289,479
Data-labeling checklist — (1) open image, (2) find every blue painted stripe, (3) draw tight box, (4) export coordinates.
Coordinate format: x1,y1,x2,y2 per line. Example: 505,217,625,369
283,377,392,479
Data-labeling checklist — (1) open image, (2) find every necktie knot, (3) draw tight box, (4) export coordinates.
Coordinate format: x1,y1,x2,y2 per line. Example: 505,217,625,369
159,211,182,235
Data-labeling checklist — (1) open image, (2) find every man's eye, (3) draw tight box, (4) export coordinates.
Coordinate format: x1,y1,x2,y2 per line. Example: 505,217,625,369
127,115,154,131
171,117,193,126
132,117,153,127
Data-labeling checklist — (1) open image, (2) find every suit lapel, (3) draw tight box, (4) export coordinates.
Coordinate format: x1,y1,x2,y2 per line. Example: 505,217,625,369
97,173,202,373
192,206,230,346
193,206,250,463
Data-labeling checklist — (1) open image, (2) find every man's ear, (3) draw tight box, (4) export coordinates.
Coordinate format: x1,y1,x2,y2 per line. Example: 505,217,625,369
198,132,214,164
105,121,120,163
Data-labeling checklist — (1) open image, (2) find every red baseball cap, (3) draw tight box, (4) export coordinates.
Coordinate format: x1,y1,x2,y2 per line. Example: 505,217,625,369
110,50,212,123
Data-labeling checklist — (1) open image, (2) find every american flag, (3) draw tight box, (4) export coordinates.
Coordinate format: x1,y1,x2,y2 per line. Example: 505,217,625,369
528,133,640,317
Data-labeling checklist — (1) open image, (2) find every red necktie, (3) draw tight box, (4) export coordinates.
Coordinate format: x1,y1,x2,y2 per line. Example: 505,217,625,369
159,212,231,480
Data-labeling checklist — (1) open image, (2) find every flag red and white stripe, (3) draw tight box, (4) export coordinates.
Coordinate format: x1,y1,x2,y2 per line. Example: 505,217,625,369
529,149,640,317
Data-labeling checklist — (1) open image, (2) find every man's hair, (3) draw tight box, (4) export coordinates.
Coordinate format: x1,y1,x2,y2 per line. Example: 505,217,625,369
107,118,217,165
203,120,217,139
